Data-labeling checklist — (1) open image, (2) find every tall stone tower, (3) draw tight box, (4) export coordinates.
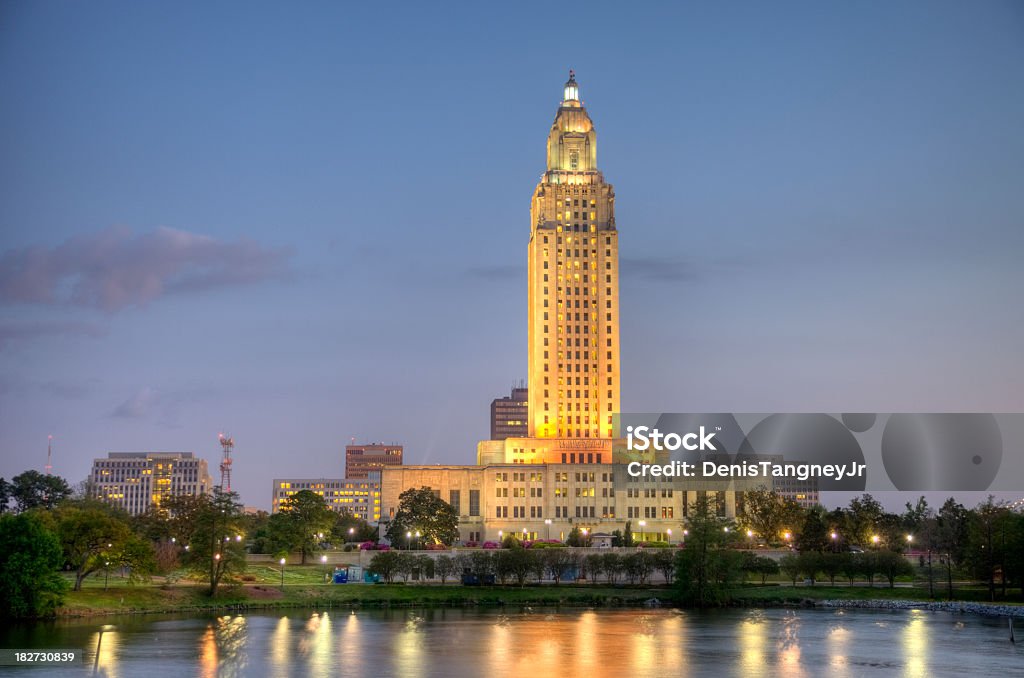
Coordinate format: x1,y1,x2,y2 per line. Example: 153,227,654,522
527,71,620,439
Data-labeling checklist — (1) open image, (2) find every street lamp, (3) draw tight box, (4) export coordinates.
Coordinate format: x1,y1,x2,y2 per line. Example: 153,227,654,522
638,520,646,542
545,518,552,541
871,534,880,547
348,527,355,540
667,528,673,544
682,529,688,546
415,531,421,549
104,561,110,590
279,557,286,590
406,531,412,551
321,554,329,583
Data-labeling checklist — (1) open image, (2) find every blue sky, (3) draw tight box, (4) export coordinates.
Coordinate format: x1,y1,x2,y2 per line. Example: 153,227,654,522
1,1,1022,510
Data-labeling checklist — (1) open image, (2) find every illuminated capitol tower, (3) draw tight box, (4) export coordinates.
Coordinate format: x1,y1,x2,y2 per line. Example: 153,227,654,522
527,70,619,440
477,71,625,465
380,73,743,544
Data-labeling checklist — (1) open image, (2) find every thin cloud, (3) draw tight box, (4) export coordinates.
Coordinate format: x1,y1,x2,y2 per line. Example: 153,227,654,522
465,264,524,281
111,386,160,419
0,320,106,349
0,226,293,312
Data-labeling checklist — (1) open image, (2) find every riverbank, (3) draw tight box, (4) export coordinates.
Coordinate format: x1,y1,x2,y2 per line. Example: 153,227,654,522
57,582,1024,619
57,583,673,618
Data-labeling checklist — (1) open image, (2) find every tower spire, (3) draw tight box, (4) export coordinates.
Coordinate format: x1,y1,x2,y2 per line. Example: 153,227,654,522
563,69,579,103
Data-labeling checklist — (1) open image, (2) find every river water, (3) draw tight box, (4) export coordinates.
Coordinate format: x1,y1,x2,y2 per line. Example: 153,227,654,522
2,607,1021,677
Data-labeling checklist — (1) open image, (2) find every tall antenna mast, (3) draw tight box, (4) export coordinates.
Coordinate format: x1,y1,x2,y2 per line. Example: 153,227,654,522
218,433,234,491
45,434,53,475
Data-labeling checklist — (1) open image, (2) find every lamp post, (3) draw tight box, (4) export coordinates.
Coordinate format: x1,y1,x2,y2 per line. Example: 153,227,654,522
667,528,673,544
348,527,355,541
638,520,646,543
682,529,688,546
415,531,421,549
831,531,838,553
871,534,880,548
321,554,329,583
545,518,552,541
104,561,110,590
747,529,754,549
406,531,412,551
279,557,286,590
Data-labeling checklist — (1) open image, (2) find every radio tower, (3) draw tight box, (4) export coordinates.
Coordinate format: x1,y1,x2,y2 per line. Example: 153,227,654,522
45,435,53,475
218,433,234,491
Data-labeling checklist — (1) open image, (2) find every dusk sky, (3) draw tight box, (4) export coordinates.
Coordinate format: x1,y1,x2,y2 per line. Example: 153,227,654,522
1,2,1022,511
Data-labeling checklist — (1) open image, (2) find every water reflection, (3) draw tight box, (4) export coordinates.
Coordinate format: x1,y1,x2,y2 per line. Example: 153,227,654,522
902,610,929,678
6,607,1023,677
87,625,119,678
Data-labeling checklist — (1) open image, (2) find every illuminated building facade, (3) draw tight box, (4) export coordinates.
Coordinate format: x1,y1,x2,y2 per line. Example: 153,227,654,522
90,452,212,516
378,74,750,543
490,386,529,440
271,475,381,522
345,443,403,479
527,70,619,439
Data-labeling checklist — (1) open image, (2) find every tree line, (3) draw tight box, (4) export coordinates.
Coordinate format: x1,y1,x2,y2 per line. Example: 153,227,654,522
0,471,374,618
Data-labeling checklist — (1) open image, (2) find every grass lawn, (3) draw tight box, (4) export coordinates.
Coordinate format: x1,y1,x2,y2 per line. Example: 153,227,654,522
59,582,673,617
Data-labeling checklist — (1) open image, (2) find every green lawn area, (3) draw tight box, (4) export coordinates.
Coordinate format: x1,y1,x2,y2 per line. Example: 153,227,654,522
729,584,1024,604
59,582,673,617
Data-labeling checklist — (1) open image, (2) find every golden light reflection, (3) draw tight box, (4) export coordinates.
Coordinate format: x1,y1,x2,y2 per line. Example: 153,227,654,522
777,612,806,678
739,614,766,672
902,611,929,678
631,614,660,669
658,613,685,670
88,626,120,678
270,616,290,677
338,612,362,674
199,625,218,678
394,612,424,678
826,619,850,677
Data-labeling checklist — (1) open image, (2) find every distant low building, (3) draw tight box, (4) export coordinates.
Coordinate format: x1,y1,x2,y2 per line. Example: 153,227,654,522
490,385,529,440
345,443,403,479
90,452,213,516
271,474,380,523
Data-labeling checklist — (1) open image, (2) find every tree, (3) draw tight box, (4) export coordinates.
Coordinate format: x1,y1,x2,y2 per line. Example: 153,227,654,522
935,498,969,599
652,549,677,585
267,490,335,564
0,478,11,514
779,554,801,585
185,489,247,596
330,510,375,544
797,552,822,585
368,551,401,583
743,486,786,543
875,551,914,588
847,494,886,546
435,555,458,584
797,509,829,553
584,553,605,584
55,504,133,591
742,554,780,585
675,493,741,606
0,513,67,617
566,526,590,547
622,521,635,547
819,552,849,586
162,493,208,546
601,552,624,584
384,487,458,547
623,552,655,585
543,548,576,584
11,470,71,512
